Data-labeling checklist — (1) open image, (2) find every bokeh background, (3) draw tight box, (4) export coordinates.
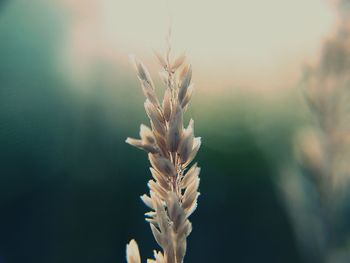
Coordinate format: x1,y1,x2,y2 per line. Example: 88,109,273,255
0,0,341,262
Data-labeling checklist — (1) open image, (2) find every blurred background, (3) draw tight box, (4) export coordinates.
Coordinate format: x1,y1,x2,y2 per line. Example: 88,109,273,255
0,0,344,262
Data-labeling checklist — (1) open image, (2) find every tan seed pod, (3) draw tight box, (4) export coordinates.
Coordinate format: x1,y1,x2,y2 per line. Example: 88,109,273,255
179,82,193,107
154,50,168,69
144,100,164,124
145,100,166,136
162,88,172,122
179,64,190,81
142,84,160,106
142,144,158,154
149,154,176,177
145,218,159,229
184,198,198,218
145,211,157,218
150,190,162,211
140,124,156,145
147,250,165,263
177,220,192,238
185,176,200,196
159,71,169,85
125,137,158,153
150,224,165,248
166,193,185,230
140,194,154,209
179,65,192,99
178,123,194,164
150,168,170,191
154,197,170,236
165,246,176,263
181,84,194,109
148,180,168,201
181,164,200,189
126,239,141,263
171,52,186,71
182,191,199,212
153,133,168,156
175,237,187,263
153,250,165,263
131,55,155,89
182,177,200,210
167,105,183,152
184,137,201,167
125,137,143,148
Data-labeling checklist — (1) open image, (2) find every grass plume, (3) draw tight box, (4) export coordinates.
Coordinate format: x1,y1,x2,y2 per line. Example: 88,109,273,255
125,43,201,263
280,1,350,261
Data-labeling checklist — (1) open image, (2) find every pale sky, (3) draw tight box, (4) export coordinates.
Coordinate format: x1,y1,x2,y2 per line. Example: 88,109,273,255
62,0,336,91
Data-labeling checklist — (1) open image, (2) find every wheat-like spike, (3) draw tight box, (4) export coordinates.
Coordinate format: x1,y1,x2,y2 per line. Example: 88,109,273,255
126,46,200,263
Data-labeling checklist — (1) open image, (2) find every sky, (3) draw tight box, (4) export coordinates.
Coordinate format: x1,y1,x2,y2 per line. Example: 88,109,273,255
60,0,336,91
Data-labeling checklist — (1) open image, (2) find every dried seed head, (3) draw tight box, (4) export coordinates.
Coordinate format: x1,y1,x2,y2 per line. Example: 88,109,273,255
175,237,187,263
125,137,143,148
179,64,191,81
177,220,192,238
130,55,160,106
141,194,154,209
178,62,193,106
184,197,198,218
149,153,176,177
171,52,186,71
150,250,165,263
130,55,155,89
153,195,170,235
144,100,163,124
142,84,160,106
182,183,199,211
154,50,168,69
166,192,186,231
150,168,170,191
181,163,200,189
162,88,172,122
127,49,201,263
150,224,165,248
153,133,168,156
184,137,201,167
150,190,162,211
167,104,183,152
178,120,195,164
140,124,156,145
145,100,166,136
166,193,181,223
145,217,159,228
126,239,141,263
181,84,194,109
148,180,168,201
125,137,158,153
159,71,169,86
165,246,176,263
181,173,200,212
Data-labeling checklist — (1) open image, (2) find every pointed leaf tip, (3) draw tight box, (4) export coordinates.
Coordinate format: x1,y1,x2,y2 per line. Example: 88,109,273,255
126,239,141,263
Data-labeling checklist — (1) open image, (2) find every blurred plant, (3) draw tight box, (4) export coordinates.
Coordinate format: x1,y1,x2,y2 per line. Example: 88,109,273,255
280,1,350,262
124,39,201,263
